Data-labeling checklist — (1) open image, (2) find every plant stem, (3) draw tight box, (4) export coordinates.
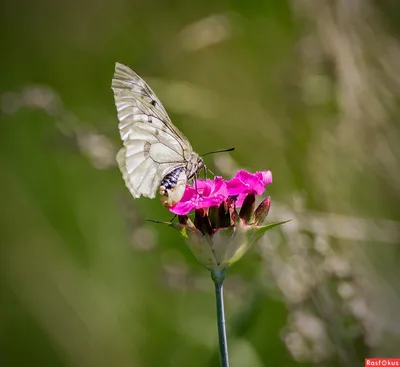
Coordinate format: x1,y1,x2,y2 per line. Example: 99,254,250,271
211,269,229,367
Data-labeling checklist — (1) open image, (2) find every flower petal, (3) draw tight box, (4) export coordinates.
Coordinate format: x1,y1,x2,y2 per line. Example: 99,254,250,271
169,185,197,215
255,170,273,186
226,170,272,206
168,170,272,214
169,177,228,215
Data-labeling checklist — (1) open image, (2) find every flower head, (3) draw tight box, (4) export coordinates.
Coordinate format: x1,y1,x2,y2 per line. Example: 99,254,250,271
163,170,289,271
170,177,228,215
170,170,272,215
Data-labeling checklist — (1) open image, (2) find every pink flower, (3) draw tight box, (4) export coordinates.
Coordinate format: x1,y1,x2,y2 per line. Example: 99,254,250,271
168,170,272,215
226,170,272,206
160,169,290,271
170,177,228,215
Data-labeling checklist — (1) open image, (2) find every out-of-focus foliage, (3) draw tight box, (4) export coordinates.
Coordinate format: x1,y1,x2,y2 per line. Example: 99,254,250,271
1,0,400,366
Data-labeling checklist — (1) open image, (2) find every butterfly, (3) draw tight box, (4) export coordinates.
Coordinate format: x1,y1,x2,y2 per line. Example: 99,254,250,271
112,62,205,207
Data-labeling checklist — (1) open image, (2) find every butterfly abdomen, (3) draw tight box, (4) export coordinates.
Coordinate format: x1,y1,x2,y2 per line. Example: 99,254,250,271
159,167,187,207
160,167,185,190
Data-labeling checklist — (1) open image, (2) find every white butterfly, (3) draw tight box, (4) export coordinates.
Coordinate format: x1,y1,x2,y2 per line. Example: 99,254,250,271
112,62,204,207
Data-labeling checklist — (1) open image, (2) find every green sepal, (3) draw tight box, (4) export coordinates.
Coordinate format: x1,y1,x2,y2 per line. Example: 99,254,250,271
181,227,218,270
246,220,292,245
146,217,195,232
211,225,236,267
221,219,291,269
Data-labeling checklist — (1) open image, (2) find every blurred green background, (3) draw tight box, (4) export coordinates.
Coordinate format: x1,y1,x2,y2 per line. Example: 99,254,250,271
1,0,400,366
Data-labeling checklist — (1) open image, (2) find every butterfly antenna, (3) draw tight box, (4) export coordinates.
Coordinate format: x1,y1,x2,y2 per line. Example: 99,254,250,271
201,147,235,157
201,148,232,178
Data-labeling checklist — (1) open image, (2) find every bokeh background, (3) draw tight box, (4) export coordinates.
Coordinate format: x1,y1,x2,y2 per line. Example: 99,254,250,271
1,0,400,366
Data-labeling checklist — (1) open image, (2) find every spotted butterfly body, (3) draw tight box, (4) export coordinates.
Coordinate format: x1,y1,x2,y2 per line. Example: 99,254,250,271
112,62,204,207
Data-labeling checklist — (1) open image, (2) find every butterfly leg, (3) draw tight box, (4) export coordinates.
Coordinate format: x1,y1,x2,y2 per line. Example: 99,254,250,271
193,172,204,198
206,167,215,177
194,172,199,192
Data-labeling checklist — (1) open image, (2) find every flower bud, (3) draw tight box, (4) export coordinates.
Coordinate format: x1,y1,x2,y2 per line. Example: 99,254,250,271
254,196,271,225
239,193,256,224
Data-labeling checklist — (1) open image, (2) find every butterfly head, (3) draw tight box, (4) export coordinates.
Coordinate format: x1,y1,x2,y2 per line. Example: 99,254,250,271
185,152,205,180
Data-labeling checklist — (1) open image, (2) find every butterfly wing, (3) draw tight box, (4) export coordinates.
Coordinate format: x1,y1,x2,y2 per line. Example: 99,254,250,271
112,62,194,199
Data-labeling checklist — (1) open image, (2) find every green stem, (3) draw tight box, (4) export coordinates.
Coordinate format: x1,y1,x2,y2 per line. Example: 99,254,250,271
211,269,229,367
